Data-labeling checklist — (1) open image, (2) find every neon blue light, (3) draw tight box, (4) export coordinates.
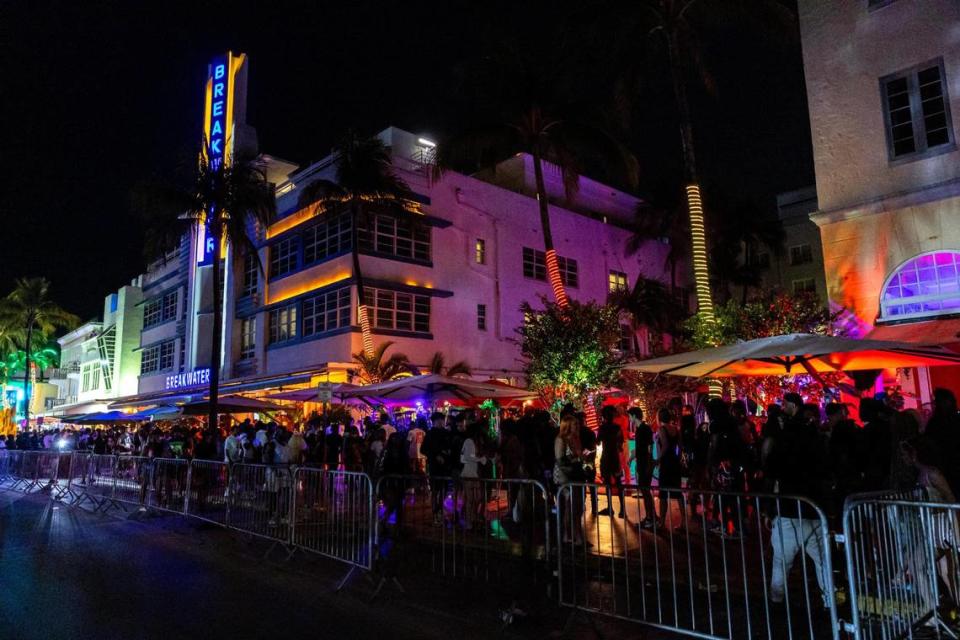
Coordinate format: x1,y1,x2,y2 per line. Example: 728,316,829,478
199,54,229,266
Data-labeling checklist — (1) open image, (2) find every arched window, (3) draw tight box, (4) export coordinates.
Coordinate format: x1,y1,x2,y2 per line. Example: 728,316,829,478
881,251,960,321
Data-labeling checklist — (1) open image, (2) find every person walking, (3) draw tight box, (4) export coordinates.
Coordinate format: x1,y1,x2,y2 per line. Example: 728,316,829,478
628,407,656,528
459,422,488,531
554,415,587,546
597,405,626,518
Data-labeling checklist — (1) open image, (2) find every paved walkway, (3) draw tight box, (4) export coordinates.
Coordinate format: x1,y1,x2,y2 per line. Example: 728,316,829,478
0,490,675,640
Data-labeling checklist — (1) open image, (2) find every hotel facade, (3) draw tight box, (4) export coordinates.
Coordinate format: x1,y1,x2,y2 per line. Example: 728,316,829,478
127,126,678,402
799,0,960,400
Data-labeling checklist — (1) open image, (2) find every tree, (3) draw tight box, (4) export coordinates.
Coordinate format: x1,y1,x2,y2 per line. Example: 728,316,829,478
297,131,416,360
1,278,78,424
6,340,60,382
518,298,622,417
583,0,794,330
684,288,844,404
610,275,685,343
435,44,637,311
138,141,276,433
351,341,416,385
427,352,472,378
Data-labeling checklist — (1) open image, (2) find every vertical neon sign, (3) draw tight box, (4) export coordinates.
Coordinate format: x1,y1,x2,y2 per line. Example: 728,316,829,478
199,53,232,265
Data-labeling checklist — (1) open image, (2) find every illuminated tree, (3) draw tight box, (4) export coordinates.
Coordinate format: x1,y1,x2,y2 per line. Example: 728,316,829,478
296,132,417,360
518,299,622,419
0,278,78,424
138,141,276,432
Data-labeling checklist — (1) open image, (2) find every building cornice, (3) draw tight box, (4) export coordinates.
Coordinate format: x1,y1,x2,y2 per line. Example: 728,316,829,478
810,176,960,227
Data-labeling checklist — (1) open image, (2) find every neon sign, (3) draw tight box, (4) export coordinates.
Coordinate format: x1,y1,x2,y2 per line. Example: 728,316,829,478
198,53,233,266
165,368,211,391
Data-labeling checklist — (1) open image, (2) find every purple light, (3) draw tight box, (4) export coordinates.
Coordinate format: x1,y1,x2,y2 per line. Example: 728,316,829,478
881,251,960,320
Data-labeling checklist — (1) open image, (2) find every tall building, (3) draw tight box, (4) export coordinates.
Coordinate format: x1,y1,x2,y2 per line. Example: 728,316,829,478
45,279,144,416
746,186,826,299
798,0,960,400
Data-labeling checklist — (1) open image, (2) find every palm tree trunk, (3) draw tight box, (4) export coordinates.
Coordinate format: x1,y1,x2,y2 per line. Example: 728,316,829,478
22,325,32,427
208,217,223,433
667,31,715,327
531,148,569,309
352,201,374,359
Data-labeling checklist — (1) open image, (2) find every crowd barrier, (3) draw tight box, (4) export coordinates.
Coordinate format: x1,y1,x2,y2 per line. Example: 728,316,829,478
842,489,960,639
2,448,960,640
556,483,841,640
372,474,551,589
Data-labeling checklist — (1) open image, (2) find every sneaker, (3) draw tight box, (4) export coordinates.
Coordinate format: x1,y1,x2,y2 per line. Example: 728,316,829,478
596,508,612,516
639,519,656,529
617,511,626,519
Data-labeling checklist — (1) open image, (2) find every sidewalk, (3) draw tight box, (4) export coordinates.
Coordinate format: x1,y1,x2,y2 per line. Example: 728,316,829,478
0,490,675,640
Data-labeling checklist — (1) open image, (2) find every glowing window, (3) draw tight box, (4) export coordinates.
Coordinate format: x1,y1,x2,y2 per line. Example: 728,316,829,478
881,251,960,321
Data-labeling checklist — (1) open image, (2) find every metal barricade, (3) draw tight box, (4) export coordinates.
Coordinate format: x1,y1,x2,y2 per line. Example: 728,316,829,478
78,454,120,509
35,451,62,493
185,459,230,525
227,463,292,543
0,450,19,488
557,483,840,640
843,492,960,639
373,474,552,585
52,451,86,500
111,456,151,510
149,458,190,515
291,468,373,571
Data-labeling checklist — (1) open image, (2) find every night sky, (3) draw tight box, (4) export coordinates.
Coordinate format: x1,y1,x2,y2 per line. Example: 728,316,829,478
0,0,813,320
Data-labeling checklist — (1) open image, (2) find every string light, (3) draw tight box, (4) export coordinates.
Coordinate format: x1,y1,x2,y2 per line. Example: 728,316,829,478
545,249,570,308
685,184,721,398
358,304,374,358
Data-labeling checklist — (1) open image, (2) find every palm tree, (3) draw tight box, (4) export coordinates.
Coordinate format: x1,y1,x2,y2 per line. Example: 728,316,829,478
6,341,60,383
435,47,637,311
138,140,276,432
296,131,416,360
626,196,689,292
351,341,415,385
582,0,793,329
1,278,78,425
611,276,685,342
427,352,472,378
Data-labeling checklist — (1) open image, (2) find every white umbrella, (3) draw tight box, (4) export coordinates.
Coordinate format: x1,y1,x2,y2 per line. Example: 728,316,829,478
339,374,534,403
621,332,960,378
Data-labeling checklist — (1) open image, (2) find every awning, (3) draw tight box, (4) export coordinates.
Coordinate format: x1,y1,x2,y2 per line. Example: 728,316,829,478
866,318,960,346
180,395,282,415
266,384,361,402
339,374,535,403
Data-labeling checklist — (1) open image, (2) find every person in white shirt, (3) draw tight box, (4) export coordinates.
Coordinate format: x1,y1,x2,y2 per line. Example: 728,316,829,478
460,422,487,530
408,418,427,475
223,427,242,464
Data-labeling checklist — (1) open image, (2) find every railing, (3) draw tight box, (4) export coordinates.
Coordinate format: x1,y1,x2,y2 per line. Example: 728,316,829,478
3,448,960,640
842,489,960,639
372,474,551,588
556,483,840,640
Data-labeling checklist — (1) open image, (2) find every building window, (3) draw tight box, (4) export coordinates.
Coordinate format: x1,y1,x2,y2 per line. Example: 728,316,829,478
81,365,91,392
270,237,299,278
608,271,628,294
881,251,960,321
240,317,256,360
881,59,954,160
91,366,100,391
363,288,430,333
793,278,817,294
789,244,813,266
268,304,298,344
477,304,487,331
143,291,177,328
475,239,486,265
302,286,352,337
357,214,430,262
522,247,578,287
303,212,352,265
141,340,175,374
618,324,635,354
750,252,771,270
241,253,258,297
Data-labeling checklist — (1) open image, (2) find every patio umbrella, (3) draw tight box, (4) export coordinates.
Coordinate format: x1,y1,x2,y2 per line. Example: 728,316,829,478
180,395,281,415
265,384,361,402
125,405,183,421
72,410,145,424
339,374,534,404
621,332,960,378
